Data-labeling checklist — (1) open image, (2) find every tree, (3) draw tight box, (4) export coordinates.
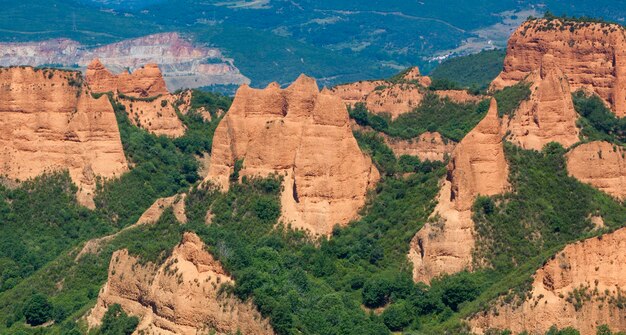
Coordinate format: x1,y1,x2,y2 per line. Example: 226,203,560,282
362,277,391,308
23,293,53,326
98,304,139,335
439,274,480,312
381,300,412,331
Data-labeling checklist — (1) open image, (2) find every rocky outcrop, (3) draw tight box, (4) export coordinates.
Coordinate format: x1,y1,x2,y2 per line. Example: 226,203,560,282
401,67,433,87
137,194,187,225
492,19,626,117
506,54,580,150
330,67,433,119
470,227,626,335
206,75,379,236
86,59,168,97
331,80,425,119
331,67,482,119
435,90,482,104
87,232,274,335
116,94,186,137
566,141,626,200
0,66,127,208
0,33,249,91
86,59,186,137
408,99,509,284
384,132,455,162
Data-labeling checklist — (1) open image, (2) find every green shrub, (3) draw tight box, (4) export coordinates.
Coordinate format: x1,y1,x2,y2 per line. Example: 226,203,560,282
429,49,506,90
493,82,532,117
23,294,53,326
381,300,412,331
97,304,139,335
572,91,625,145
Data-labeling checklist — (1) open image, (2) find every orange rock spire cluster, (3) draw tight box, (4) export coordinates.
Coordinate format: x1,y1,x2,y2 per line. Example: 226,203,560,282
0,66,128,208
86,58,186,137
492,19,626,118
86,58,169,97
206,74,380,236
506,54,580,150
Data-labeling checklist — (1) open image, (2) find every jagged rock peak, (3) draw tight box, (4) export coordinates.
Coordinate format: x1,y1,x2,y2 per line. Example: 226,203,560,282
86,232,275,335
85,58,169,97
505,53,580,150
87,58,106,70
408,98,508,284
206,74,380,236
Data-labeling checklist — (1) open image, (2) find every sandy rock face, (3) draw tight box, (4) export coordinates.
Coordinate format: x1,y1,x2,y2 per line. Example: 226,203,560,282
435,90,482,104
330,67,432,119
87,232,274,335
402,67,432,87
206,75,379,236
471,227,626,335
566,141,626,200
86,59,185,137
384,132,455,162
492,19,626,117
0,66,127,208
331,80,425,119
506,54,580,150
117,94,186,137
408,99,509,284
86,59,168,97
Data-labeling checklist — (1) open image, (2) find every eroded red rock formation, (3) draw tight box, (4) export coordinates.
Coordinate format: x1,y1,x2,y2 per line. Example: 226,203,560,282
206,75,380,236
408,99,509,283
86,59,185,137
566,141,626,200
87,232,274,335
0,66,127,208
471,227,626,335
492,19,626,117
506,54,580,150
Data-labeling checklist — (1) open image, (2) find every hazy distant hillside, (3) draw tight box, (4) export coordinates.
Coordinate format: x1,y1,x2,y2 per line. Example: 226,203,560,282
1,0,625,86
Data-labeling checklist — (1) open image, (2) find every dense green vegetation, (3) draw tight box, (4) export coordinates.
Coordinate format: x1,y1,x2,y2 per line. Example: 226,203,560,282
473,143,626,272
492,82,532,117
572,91,626,145
429,50,506,90
349,94,490,142
173,90,231,155
96,304,139,335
